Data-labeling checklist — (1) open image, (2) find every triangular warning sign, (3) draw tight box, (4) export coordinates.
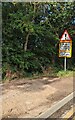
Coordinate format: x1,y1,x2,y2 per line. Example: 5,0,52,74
60,30,71,40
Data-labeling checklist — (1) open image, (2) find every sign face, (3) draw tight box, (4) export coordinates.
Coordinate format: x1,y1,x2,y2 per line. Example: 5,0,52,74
59,30,72,58
60,30,71,41
59,42,72,57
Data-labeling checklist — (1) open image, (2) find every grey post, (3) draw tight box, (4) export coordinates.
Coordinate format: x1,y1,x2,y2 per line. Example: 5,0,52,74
64,57,66,71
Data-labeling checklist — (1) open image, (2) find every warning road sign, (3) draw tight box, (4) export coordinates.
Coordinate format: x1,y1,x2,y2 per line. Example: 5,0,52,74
59,30,72,58
60,30,72,41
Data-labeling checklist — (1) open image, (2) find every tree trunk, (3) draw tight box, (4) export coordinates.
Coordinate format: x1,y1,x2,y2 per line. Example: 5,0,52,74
33,2,36,13
24,32,30,51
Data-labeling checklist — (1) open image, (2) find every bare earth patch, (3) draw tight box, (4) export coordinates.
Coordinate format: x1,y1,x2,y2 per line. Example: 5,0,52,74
1,76,73,118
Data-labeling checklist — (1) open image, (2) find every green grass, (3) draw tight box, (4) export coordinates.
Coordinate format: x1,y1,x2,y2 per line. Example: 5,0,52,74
56,70,74,78
25,70,74,80
2,67,75,82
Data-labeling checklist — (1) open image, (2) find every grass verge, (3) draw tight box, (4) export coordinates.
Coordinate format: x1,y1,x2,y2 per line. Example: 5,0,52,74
56,70,74,78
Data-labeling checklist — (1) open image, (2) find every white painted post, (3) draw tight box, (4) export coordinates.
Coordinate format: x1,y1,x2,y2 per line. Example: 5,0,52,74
64,57,66,71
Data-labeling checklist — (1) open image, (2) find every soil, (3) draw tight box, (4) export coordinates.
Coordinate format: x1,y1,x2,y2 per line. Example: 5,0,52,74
0,76,73,118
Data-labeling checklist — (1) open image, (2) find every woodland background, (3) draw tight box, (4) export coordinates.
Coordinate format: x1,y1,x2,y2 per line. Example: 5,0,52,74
2,2,75,80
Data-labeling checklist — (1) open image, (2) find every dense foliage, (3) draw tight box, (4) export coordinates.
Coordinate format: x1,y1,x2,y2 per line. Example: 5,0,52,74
2,2,75,79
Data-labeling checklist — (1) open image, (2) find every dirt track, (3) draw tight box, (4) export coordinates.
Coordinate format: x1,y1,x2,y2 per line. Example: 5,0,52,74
1,76,73,118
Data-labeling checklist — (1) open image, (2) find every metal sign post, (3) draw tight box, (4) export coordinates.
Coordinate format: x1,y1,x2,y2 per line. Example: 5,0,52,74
64,57,66,71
